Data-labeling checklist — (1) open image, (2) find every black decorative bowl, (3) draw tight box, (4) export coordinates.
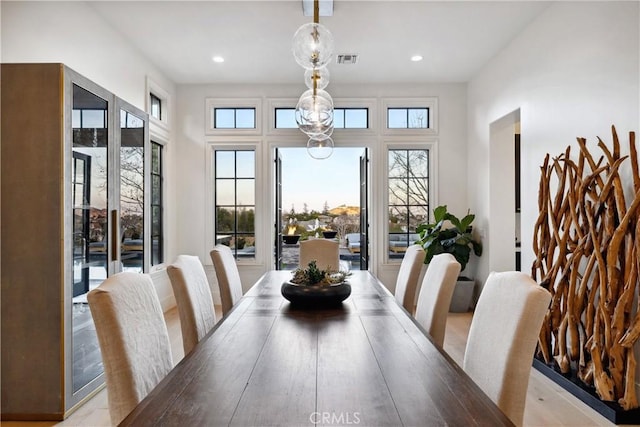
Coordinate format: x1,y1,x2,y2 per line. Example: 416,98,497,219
322,231,338,239
281,281,351,307
282,235,301,245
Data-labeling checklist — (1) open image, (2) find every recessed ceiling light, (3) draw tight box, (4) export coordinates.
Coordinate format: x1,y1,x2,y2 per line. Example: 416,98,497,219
212,56,225,63
411,55,423,62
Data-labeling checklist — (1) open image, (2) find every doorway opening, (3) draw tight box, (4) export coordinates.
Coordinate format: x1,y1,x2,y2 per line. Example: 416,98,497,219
488,109,520,273
275,147,367,271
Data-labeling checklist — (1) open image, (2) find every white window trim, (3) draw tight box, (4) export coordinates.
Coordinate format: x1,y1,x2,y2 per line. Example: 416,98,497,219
383,139,439,264
382,97,438,136
206,98,262,136
145,76,171,143
206,140,263,265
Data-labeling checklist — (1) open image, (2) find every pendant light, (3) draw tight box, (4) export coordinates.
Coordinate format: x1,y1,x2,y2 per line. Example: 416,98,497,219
292,0,335,159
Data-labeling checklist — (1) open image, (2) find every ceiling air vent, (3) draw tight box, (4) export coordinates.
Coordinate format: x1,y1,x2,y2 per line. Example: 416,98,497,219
336,54,358,65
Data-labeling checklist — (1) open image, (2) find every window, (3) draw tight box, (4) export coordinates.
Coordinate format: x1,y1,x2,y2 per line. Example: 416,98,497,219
150,93,162,120
214,108,255,129
273,107,368,129
274,108,298,129
206,99,262,135
333,108,368,129
151,141,164,265
382,98,437,135
146,77,171,137
387,108,429,129
215,150,256,259
388,149,429,259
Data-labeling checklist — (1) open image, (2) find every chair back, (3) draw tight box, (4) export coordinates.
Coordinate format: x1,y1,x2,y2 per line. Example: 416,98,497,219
463,271,551,426
414,253,461,346
167,254,217,355
299,238,340,272
394,244,425,313
87,272,173,425
210,244,244,315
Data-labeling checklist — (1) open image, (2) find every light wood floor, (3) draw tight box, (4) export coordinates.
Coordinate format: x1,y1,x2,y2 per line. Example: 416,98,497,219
2,310,623,427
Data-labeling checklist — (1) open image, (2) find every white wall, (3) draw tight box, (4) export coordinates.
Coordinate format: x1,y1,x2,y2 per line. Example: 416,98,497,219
467,1,639,292
1,1,179,310
175,82,468,291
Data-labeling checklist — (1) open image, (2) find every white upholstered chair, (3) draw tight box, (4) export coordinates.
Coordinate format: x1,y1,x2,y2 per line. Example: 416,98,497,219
393,244,425,313
210,244,244,316
414,253,461,347
463,271,551,426
87,272,173,425
167,254,217,355
299,238,340,272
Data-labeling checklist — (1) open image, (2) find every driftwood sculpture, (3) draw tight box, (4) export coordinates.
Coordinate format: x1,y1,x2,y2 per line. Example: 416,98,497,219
532,125,640,410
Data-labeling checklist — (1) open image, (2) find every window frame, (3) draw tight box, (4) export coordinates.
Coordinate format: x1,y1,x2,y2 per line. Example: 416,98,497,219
150,140,164,266
384,140,438,263
206,141,261,265
382,97,438,136
206,98,262,136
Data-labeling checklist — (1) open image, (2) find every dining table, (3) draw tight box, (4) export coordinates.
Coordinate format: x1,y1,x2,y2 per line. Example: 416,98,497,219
120,270,514,426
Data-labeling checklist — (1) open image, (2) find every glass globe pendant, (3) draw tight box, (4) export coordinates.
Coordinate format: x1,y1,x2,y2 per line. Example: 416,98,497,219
295,89,334,137
307,136,334,160
292,22,334,70
304,67,330,90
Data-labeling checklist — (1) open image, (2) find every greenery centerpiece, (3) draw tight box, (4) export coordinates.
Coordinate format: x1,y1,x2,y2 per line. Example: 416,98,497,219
282,261,352,306
290,260,350,286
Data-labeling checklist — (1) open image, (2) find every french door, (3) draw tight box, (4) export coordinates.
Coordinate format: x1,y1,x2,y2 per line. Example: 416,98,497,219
274,148,283,268
274,146,369,270
359,148,369,270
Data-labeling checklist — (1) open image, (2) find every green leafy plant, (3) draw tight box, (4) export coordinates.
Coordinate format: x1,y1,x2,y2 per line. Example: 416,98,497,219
290,261,351,286
416,205,483,271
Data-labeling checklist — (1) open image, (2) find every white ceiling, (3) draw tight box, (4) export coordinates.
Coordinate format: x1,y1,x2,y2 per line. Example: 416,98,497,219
89,1,551,85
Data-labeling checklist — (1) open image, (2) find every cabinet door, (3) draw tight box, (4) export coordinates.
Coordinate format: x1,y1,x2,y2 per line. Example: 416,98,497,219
117,99,149,273
70,81,112,396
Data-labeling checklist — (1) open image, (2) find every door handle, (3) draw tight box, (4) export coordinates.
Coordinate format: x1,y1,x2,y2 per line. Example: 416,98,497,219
111,209,119,261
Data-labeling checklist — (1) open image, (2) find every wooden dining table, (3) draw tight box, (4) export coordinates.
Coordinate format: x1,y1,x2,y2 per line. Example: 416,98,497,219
120,270,514,426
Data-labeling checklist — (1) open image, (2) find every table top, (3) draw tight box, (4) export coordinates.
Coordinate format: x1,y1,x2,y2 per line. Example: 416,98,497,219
120,270,513,426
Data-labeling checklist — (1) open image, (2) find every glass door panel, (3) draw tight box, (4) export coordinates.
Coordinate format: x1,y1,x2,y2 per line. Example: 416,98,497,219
119,107,145,272
71,83,108,393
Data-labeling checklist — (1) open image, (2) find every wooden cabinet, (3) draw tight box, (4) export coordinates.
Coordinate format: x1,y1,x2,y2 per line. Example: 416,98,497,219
1,63,149,420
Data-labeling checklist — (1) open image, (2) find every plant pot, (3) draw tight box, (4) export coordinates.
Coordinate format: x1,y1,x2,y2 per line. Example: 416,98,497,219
449,277,475,313
322,231,337,239
283,235,301,245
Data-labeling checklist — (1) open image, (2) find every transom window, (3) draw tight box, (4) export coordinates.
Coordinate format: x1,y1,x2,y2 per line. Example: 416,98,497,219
274,107,369,129
214,108,256,129
150,93,162,120
387,108,429,129
333,108,368,128
214,150,256,259
275,108,298,129
388,149,429,259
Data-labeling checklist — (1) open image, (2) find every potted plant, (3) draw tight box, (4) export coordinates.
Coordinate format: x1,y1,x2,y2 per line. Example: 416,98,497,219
416,205,483,312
